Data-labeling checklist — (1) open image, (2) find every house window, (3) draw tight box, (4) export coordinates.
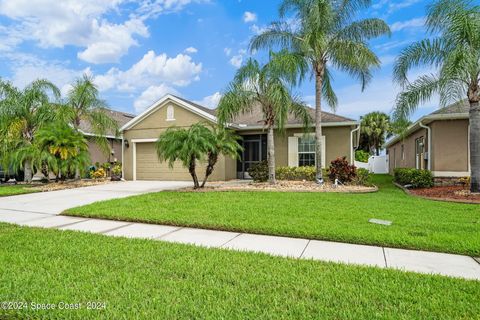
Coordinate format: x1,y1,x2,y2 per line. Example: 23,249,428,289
298,136,316,166
166,105,175,121
401,144,405,160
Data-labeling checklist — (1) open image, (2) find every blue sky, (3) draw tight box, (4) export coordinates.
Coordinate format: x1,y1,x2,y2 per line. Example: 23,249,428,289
0,0,437,121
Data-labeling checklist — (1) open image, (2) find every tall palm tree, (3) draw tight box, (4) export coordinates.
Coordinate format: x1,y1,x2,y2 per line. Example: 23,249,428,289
250,0,390,183
62,74,119,154
156,123,215,189
0,79,60,182
359,111,391,156
393,0,480,192
217,55,311,184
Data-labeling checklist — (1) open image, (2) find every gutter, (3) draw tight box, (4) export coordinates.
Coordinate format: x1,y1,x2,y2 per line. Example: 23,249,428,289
418,121,432,170
350,124,361,164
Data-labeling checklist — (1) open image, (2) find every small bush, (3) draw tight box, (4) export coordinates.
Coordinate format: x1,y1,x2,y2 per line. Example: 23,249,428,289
394,168,433,188
354,168,372,186
328,157,356,183
276,166,316,181
112,164,122,176
90,168,107,179
355,150,370,162
247,161,269,182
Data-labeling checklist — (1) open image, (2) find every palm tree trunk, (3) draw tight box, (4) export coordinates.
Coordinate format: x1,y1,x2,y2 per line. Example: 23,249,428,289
267,126,276,184
470,101,480,193
24,159,33,182
201,152,218,188
314,65,324,184
189,156,200,189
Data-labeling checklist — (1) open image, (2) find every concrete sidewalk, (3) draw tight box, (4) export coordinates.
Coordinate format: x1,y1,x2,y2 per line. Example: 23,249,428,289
1,210,479,281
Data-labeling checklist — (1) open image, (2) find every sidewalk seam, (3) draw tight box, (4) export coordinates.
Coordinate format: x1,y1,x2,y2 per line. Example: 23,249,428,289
100,222,135,234
154,227,184,239
219,233,243,248
299,240,311,258
382,247,388,268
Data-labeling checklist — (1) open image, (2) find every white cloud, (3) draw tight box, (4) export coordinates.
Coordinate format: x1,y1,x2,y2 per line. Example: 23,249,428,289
250,24,266,35
0,0,205,63
390,17,425,32
134,84,179,113
195,92,222,108
229,55,243,68
184,47,198,54
95,50,202,92
243,11,257,23
224,47,232,56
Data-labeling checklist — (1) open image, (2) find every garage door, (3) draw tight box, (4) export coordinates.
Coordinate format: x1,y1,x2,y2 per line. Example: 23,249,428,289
135,142,195,180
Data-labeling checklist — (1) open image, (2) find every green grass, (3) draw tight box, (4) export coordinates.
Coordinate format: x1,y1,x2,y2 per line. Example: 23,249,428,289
0,223,478,319
64,175,480,256
0,184,38,197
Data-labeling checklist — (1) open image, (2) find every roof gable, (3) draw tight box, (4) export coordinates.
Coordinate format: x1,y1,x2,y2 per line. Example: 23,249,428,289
121,94,217,131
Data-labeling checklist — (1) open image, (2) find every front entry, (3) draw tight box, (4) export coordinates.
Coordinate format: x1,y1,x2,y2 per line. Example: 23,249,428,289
237,134,267,179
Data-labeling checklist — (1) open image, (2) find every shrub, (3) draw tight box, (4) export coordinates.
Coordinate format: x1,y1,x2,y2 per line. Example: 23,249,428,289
247,161,269,182
354,168,372,186
355,150,370,162
90,168,106,179
394,168,434,188
328,157,356,183
112,164,122,176
276,166,316,181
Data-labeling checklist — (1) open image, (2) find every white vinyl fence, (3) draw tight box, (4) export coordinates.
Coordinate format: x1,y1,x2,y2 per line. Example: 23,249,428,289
354,155,388,174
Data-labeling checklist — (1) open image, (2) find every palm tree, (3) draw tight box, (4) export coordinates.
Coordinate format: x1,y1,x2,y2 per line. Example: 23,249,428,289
201,126,243,187
359,111,391,156
62,74,119,154
35,123,90,180
156,123,215,189
393,0,480,192
217,55,311,184
0,79,60,182
250,0,390,183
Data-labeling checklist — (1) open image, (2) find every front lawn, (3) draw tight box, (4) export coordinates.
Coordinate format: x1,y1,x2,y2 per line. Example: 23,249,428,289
0,184,39,197
0,223,478,319
65,175,480,256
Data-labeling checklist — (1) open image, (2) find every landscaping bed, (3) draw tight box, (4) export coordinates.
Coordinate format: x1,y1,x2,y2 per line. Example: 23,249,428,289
409,186,480,204
28,179,117,192
0,223,479,319
190,180,377,193
64,175,480,256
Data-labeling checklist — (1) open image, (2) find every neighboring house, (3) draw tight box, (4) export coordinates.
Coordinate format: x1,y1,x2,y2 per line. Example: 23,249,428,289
385,100,470,181
78,109,135,164
121,94,360,181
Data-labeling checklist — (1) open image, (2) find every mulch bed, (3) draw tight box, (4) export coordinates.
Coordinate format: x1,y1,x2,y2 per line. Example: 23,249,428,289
409,185,480,204
29,179,116,192
182,180,377,193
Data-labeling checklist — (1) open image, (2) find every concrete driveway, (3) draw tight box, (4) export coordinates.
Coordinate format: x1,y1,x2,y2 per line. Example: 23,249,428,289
0,181,191,215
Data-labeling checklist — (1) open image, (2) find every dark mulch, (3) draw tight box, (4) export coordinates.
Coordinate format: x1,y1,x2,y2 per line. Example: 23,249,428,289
410,185,480,203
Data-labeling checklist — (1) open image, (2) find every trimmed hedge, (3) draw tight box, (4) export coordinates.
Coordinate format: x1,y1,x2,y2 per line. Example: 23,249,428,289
276,166,316,181
394,168,434,188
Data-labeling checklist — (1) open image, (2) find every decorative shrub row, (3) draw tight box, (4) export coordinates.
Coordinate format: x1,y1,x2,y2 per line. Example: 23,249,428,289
247,157,372,186
393,168,434,188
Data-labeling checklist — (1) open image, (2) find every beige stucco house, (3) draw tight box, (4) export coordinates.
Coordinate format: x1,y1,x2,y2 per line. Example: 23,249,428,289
79,109,134,165
120,94,359,181
386,100,471,179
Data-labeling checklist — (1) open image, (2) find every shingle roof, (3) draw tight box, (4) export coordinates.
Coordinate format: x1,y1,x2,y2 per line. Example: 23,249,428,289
79,108,135,137
430,100,469,115
171,96,355,128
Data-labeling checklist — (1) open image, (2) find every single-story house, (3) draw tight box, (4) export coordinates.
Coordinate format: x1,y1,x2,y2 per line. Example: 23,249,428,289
385,100,471,181
120,94,360,181
79,109,135,165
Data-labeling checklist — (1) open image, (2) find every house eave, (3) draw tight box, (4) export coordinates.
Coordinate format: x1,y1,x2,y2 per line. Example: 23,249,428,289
234,121,359,131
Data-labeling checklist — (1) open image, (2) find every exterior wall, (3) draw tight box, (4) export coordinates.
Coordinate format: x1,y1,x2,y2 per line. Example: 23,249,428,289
387,128,428,174
430,119,469,173
239,125,354,168
87,138,122,165
123,99,231,181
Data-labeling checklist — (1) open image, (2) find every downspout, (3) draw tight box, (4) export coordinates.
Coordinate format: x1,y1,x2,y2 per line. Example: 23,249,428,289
121,134,125,180
350,124,361,164
419,121,432,171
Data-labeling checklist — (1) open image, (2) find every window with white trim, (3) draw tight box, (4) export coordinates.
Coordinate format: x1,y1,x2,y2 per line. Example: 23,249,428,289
166,105,175,121
298,136,316,166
